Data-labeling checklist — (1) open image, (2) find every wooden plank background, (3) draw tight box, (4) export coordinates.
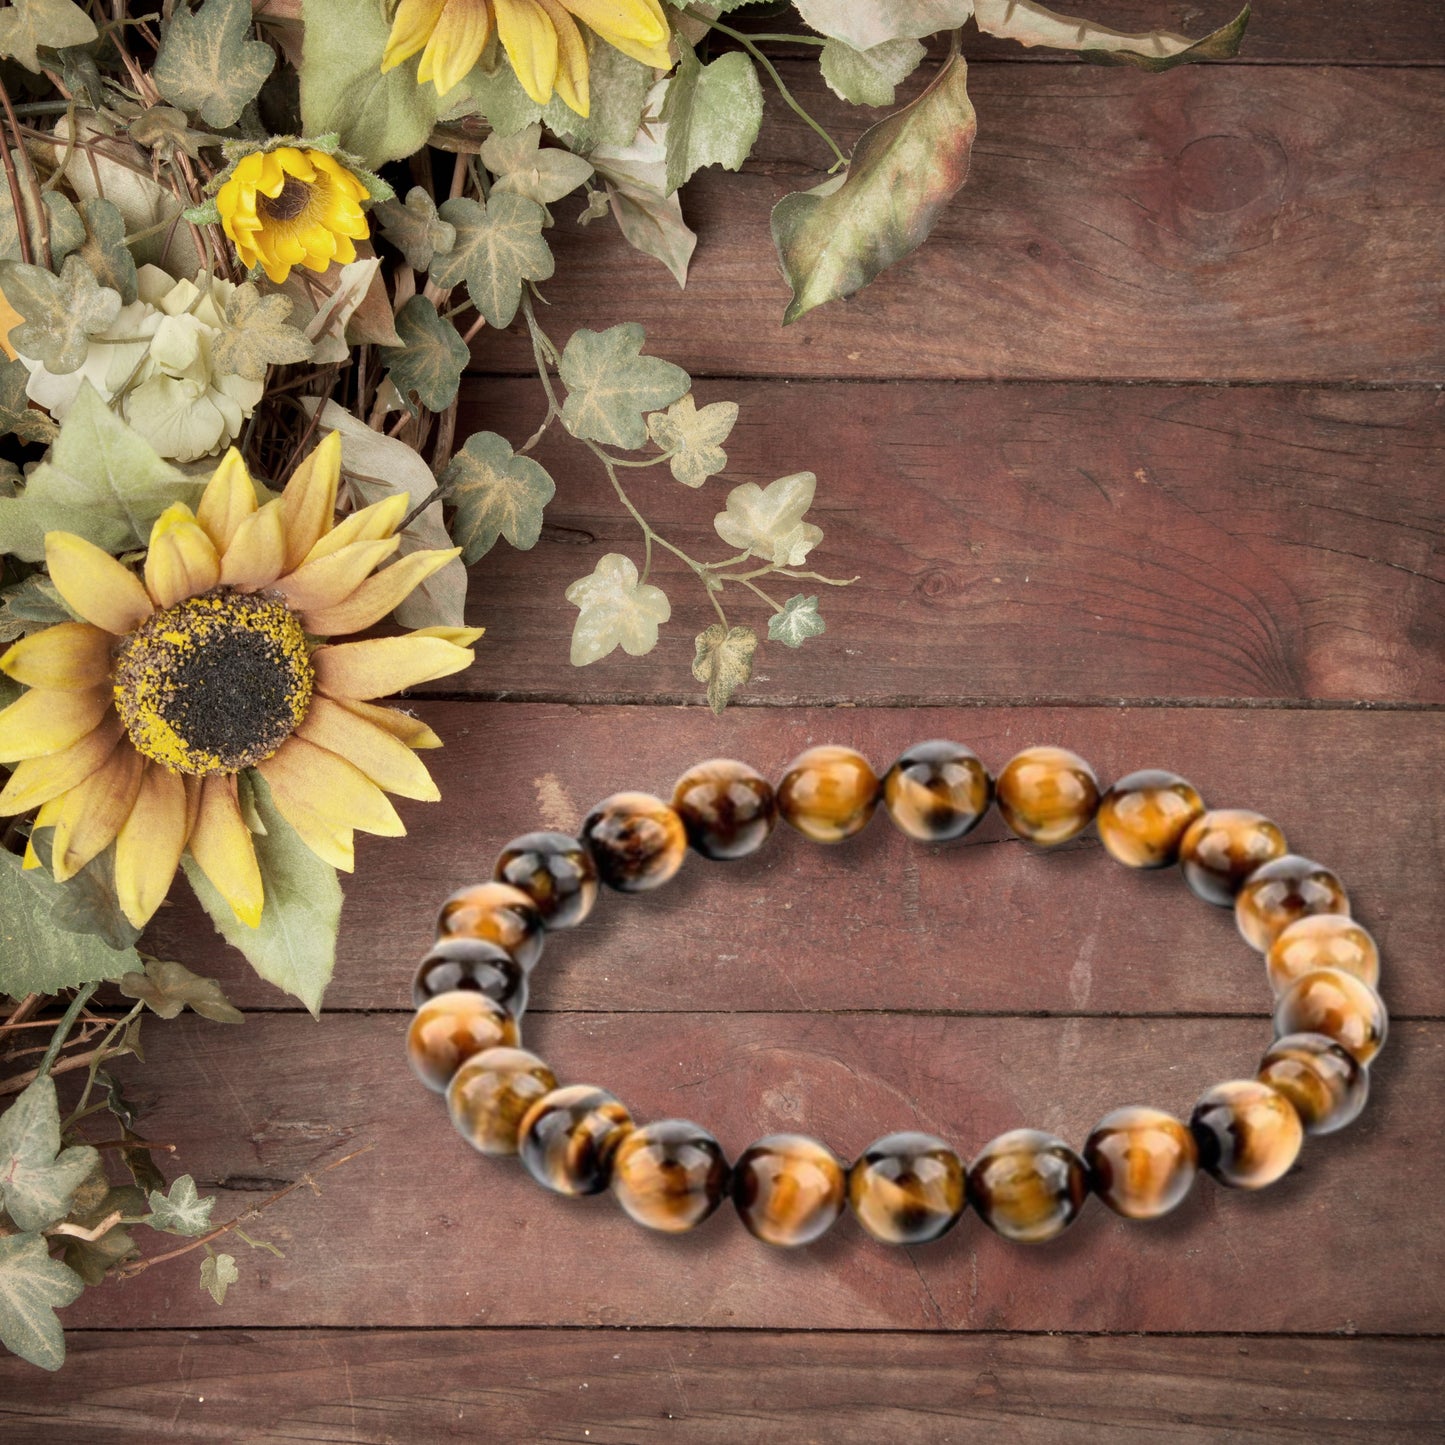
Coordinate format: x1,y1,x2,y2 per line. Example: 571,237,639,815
4,2,1443,1438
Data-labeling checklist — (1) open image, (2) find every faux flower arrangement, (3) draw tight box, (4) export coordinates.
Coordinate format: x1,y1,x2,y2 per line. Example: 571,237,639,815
0,0,1246,1370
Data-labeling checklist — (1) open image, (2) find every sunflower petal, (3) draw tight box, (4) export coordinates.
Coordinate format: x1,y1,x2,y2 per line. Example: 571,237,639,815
313,633,478,700
334,698,444,750
0,713,124,815
256,760,355,870
280,431,342,571
562,0,669,45
273,537,400,614
50,743,145,882
304,493,409,564
115,763,191,928
409,625,486,646
0,686,113,763
418,0,493,93
145,503,222,609
1,623,113,692
197,448,258,553
219,499,288,589
494,0,559,104
536,0,589,115
46,533,152,636
258,735,406,843
188,774,264,928
297,696,442,802
300,548,462,636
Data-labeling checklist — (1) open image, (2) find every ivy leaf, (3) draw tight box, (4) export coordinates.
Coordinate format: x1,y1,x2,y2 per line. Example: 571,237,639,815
0,179,85,266
481,124,595,207
29,833,142,953
768,593,827,648
692,623,757,715
152,0,276,129
441,431,556,564
662,49,764,196
0,1234,84,1371
200,1251,238,1305
559,324,689,449
714,472,824,566
820,37,926,108
794,0,972,47
374,187,456,272
182,774,342,1017
144,1174,216,1237
0,355,57,445
0,255,121,375
647,395,737,488
565,553,670,666
772,50,976,324
0,1077,101,1233
119,957,244,1024
382,296,470,415
211,283,314,383
76,198,137,305
0,0,97,72
431,194,554,330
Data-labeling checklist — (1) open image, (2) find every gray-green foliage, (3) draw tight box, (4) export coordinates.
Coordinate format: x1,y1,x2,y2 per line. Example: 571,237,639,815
559,325,689,449
431,194,554,329
383,297,471,414
662,49,764,196
152,0,276,128
441,432,556,564
0,256,121,375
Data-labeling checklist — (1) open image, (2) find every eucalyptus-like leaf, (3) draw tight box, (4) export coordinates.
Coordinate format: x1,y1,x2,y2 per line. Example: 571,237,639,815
482,124,595,207
565,553,671,666
382,296,470,415
0,0,96,72
647,395,737,488
144,1174,216,1237
0,255,121,375
119,957,244,1024
441,431,556,564
972,1,1250,70
591,122,696,288
152,0,276,128
0,1234,84,1371
211,283,315,382
662,50,764,197
432,194,554,330
768,594,827,648
200,1251,238,1305
375,187,456,272
0,1078,101,1234
820,36,926,108
714,472,824,566
692,623,757,714
559,324,690,449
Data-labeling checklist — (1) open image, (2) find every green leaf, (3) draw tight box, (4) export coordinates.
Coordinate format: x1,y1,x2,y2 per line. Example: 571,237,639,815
182,774,341,1016
448,62,544,139
768,593,827,648
0,1234,84,1371
772,50,976,324
0,849,139,997
152,0,276,129
0,356,57,445
692,623,756,715
714,472,824,565
820,36,925,108
0,382,197,562
973,1,1251,70
0,1078,101,1234
119,957,244,1024
29,833,142,953
0,179,85,267
210,283,314,382
200,1250,238,1305
544,38,653,151
482,124,595,207
76,198,137,305
647,395,737,488
441,431,555,564
62,1220,138,1287
144,1174,216,1237
662,49,764,196
559,324,689,449
0,0,97,72
0,255,121,375
794,0,972,47
128,106,213,161
0,575,70,644
430,194,554,330
374,187,456,272
565,553,670,666
382,297,470,415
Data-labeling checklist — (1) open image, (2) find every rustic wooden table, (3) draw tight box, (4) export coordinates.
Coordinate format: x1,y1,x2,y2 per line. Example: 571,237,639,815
5,2,1443,1438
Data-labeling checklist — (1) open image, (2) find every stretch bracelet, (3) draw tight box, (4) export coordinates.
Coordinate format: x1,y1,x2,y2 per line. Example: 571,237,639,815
403,743,1387,1248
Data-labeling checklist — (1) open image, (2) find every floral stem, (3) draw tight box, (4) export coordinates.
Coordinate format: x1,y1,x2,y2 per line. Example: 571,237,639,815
33,984,98,1084
736,577,785,612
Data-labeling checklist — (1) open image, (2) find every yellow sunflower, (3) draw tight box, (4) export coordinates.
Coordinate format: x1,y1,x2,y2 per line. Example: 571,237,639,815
0,433,480,931
217,147,371,285
381,0,673,112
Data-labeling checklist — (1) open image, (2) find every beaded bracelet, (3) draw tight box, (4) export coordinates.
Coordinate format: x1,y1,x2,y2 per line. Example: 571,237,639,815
403,743,1387,1248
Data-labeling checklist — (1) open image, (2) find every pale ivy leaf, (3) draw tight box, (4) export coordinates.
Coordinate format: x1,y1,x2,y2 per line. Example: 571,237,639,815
0,178,85,266
0,255,121,375
662,51,764,196
565,553,670,666
152,0,276,129
647,395,737,488
482,124,594,207
0,1078,101,1233
375,187,456,272
972,1,1250,70
119,957,244,1024
692,623,756,714
144,1174,216,1237
431,194,553,329
768,593,826,648
794,0,973,48
200,1251,239,1305
0,0,97,72
0,1234,84,1371
820,37,926,108
211,283,314,382
441,431,555,564
714,472,824,566
0,356,57,445
382,296,470,415
77,198,138,305
28,833,142,953
559,324,689,449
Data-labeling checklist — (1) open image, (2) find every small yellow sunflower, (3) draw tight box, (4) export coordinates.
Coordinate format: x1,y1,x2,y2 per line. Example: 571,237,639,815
217,147,371,285
382,0,673,112
0,433,480,930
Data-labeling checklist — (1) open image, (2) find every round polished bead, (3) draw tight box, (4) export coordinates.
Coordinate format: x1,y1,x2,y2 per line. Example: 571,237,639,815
611,1119,731,1233
580,791,688,892
1096,770,1205,870
882,741,993,843
435,881,544,970
1258,1033,1369,1136
1236,855,1349,952
1179,809,1288,907
1267,914,1379,996
1274,967,1387,1066
518,1084,634,1196
732,1134,846,1247
1189,1080,1302,1189
411,937,528,1016
406,991,519,1093
447,1046,557,1156
995,746,1099,847
671,758,777,861
847,1131,966,1245
1083,1106,1198,1220
495,831,599,930
966,1128,1089,1243
777,746,880,844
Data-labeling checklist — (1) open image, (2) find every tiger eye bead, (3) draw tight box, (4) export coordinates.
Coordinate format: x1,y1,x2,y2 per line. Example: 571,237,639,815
1179,809,1289,907
406,991,519,1093
1267,914,1380,996
1274,968,1387,1066
732,1134,846,1247
495,831,599,930
1236,855,1349,951
1083,1107,1198,1220
1096,770,1205,869
1259,1033,1369,1136
777,746,880,844
882,741,993,843
518,1085,634,1196
611,1120,731,1233
966,1128,1089,1243
447,1046,557,1156
995,746,1100,847
436,881,544,970
1189,1080,1303,1189
580,792,688,892
412,937,528,1016
847,1132,966,1245
671,758,777,860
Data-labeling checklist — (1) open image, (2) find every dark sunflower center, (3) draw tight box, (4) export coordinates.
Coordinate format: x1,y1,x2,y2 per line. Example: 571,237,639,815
113,590,314,776
259,174,313,223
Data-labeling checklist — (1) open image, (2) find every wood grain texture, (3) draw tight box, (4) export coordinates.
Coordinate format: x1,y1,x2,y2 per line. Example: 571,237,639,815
4,1330,1443,1442
473,66,1444,383
444,382,1443,706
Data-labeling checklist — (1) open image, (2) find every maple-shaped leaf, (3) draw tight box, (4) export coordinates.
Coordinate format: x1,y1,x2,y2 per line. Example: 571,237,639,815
382,296,469,414
0,180,85,267
152,0,276,129
0,1234,85,1371
481,123,595,207
440,430,556,564
647,394,737,488
0,255,121,375
200,1250,238,1305
76,198,138,305
714,472,824,566
0,356,57,445
144,1174,216,1237
0,1077,100,1233
692,623,757,714
0,0,96,72
559,324,689,450
431,193,553,329
768,593,827,648
565,553,670,666
119,957,243,1024
374,187,456,272
211,283,314,382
